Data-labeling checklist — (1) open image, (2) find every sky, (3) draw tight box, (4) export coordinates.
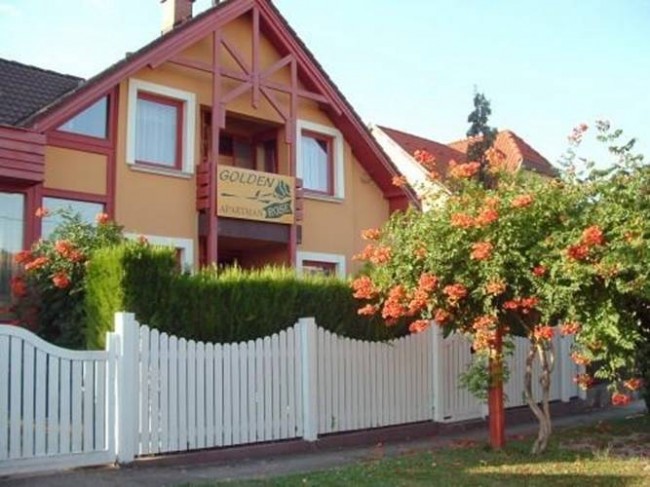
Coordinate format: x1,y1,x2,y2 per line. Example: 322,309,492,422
1,0,649,167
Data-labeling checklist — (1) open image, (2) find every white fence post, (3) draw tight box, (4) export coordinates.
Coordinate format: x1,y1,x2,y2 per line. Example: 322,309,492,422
559,336,572,402
299,317,318,441
430,323,445,422
114,312,140,463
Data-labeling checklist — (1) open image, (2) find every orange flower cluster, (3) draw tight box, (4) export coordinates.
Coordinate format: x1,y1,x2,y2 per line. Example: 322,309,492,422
54,240,84,263
361,228,381,241
503,296,539,314
451,213,475,229
449,161,481,179
24,256,50,272
511,194,534,209
52,272,71,289
532,266,547,277
413,149,436,170
443,283,468,307
10,276,27,298
472,315,497,351
434,308,452,325
357,304,379,316
574,373,594,390
485,280,506,295
470,241,493,261
354,244,392,265
571,352,591,366
392,175,407,187
14,250,33,264
351,275,377,300
611,392,631,407
623,378,643,391
382,285,408,321
567,225,606,262
95,212,110,225
407,289,429,315
34,207,50,218
581,225,605,247
560,321,581,336
533,325,554,342
475,208,499,226
409,320,430,334
418,273,439,293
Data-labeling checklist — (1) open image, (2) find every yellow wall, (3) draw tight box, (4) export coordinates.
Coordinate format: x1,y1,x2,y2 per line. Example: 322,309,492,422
44,147,106,195
42,11,390,272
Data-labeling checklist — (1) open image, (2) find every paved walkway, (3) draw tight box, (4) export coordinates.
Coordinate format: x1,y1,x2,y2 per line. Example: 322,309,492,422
1,401,646,487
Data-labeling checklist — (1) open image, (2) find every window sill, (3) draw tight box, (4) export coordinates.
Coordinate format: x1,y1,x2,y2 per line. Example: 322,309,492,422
129,163,193,179
304,192,344,204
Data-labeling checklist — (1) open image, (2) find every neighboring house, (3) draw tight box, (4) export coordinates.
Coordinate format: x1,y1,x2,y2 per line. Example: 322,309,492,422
0,0,418,315
370,124,557,208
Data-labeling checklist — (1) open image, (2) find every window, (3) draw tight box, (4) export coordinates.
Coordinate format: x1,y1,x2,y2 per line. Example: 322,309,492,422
135,93,182,168
296,120,345,199
41,197,104,239
297,251,346,278
301,132,332,194
58,97,108,139
125,234,194,271
126,79,196,175
0,192,25,321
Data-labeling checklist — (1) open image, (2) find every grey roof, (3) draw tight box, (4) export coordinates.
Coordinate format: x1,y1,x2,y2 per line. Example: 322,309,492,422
0,58,83,126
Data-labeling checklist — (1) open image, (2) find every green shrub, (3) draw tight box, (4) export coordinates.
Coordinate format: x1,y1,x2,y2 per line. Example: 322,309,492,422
84,250,399,348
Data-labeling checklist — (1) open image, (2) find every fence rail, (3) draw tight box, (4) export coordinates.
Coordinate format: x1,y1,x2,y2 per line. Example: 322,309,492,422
0,313,583,475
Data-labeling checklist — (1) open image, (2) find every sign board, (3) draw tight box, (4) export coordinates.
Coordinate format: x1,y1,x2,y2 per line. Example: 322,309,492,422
217,166,295,224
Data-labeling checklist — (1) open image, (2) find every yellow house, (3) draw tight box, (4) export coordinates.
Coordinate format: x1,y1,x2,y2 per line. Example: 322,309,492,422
0,0,417,316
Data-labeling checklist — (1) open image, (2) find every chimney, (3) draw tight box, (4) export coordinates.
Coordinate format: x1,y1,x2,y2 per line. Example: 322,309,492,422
161,0,196,34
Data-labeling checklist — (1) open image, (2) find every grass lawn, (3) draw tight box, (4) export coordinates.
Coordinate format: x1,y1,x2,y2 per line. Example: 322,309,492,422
201,413,649,487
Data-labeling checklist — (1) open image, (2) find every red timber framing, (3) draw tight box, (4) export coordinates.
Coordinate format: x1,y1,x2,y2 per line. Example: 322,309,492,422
45,87,119,221
0,126,45,183
25,0,417,265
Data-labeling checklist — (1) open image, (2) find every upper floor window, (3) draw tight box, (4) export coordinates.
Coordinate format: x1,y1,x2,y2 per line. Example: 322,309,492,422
297,120,345,199
58,97,108,139
135,93,183,169
301,131,332,194
126,79,196,175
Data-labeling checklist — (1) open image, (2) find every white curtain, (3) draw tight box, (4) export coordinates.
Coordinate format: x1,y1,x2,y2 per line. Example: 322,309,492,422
136,98,178,167
301,135,329,192
0,193,24,317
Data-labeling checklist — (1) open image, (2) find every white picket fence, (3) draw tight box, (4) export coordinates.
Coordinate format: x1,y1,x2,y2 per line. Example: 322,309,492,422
0,314,583,476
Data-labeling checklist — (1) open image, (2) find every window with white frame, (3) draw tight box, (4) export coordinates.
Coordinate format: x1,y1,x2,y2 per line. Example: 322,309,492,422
126,79,196,175
297,120,344,199
297,251,346,278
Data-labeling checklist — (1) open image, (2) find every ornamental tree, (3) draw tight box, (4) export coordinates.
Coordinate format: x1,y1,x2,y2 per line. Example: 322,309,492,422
353,122,646,454
11,209,123,349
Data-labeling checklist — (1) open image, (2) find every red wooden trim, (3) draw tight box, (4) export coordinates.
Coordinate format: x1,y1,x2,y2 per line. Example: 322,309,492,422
134,91,184,170
221,81,253,105
207,29,222,266
301,130,334,196
260,86,288,121
42,188,108,204
220,68,250,83
169,56,212,73
264,81,330,104
0,181,41,246
252,6,260,109
105,85,119,218
47,132,112,154
0,126,45,145
0,138,45,155
221,37,251,75
260,54,293,79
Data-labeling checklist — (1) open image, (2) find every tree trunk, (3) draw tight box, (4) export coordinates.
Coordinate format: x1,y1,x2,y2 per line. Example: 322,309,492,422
524,340,555,454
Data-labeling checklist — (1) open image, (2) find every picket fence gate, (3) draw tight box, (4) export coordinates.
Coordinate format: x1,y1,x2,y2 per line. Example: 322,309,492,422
0,313,584,476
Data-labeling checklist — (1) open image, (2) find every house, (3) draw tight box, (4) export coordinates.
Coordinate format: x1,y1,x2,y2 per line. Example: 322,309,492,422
371,124,557,208
0,0,418,315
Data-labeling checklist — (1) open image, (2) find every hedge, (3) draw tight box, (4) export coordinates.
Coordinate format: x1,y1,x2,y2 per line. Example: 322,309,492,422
84,243,400,349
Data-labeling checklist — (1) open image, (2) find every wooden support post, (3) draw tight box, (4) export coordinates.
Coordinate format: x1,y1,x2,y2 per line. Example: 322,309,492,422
114,312,139,463
299,317,318,441
207,29,221,265
488,328,505,449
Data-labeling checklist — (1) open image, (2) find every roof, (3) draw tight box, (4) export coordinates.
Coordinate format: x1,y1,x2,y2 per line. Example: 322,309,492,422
380,125,556,178
13,0,418,206
448,130,557,176
0,58,82,126
377,125,465,177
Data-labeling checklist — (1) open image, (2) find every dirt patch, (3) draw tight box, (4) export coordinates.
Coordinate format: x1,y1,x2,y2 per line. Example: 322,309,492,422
561,432,650,458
